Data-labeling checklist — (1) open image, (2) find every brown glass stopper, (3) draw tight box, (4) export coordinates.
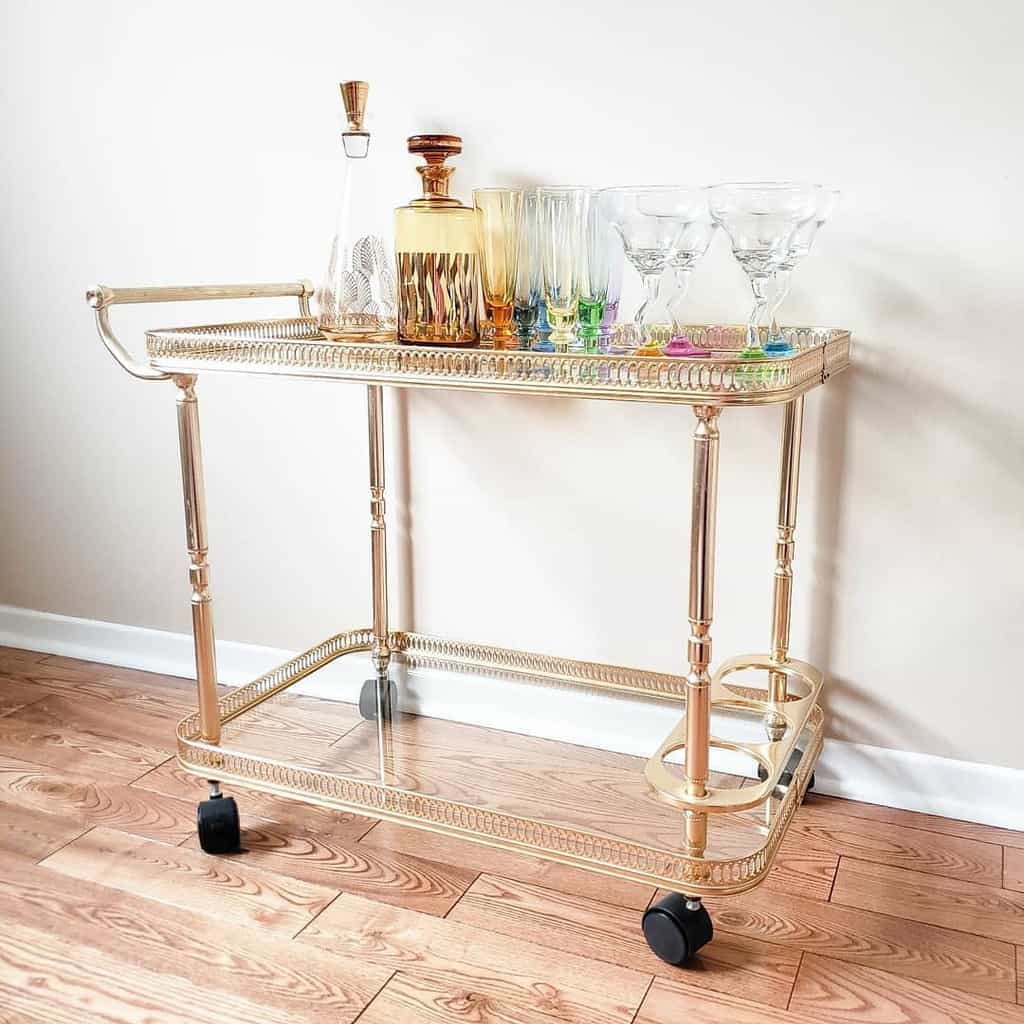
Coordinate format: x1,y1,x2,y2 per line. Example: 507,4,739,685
408,134,463,203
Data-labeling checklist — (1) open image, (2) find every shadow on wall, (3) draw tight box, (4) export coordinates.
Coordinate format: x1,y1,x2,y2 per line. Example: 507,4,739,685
808,362,848,732
806,326,1024,761
807,363,956,760
385,305,1021,763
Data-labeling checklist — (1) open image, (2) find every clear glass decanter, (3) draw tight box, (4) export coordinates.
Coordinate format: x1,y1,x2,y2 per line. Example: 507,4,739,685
316,81,397,341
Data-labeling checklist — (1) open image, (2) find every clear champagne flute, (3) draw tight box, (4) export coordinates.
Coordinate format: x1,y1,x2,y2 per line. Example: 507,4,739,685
512,191,541,351
578,194,624,353
537,186,587,352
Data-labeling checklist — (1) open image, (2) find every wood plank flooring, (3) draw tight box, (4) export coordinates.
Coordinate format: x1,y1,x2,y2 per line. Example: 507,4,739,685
1,644,1023,1023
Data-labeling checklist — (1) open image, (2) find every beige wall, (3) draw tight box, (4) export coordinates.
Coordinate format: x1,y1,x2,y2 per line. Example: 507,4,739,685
1,0,1021,768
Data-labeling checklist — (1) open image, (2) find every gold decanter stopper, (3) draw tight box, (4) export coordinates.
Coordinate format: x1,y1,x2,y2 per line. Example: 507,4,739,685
408,134,465,208
340,80,368,132
340,80,370,158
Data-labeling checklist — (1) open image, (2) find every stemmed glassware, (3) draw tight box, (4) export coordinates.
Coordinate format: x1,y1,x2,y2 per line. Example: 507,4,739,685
537,187,587,352
599,187,710,356
763,188,840,356
512,191,541,351
473,188,523,351
578,195,625,353
598,241,624,352
709,183,820,360
662,203,717,357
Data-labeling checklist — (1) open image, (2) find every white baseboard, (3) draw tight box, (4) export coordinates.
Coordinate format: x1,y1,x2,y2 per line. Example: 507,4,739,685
2,603,1021,832
0,605,292,686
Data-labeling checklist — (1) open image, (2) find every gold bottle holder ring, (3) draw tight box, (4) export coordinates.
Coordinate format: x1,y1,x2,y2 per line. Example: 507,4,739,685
644,654,823,813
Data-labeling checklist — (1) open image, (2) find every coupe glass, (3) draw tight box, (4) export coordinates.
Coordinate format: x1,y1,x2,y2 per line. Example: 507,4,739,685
512,191,541,350
662,204,717,357
474,188,523,351
599,187,709,356
578,195,624,353
763,188,840,356
709,183,820,359
538,187,587,352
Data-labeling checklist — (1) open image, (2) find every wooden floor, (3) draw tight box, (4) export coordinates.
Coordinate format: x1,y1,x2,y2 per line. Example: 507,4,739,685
1,646,1023,1023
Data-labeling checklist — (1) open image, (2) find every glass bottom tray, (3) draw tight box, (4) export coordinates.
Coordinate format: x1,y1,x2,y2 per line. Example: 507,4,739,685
178,629,823,897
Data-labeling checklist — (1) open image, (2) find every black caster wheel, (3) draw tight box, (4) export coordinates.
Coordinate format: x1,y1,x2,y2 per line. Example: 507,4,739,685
642,894,713,966
359,676,394,721
758,757,815,796
197,793,240,854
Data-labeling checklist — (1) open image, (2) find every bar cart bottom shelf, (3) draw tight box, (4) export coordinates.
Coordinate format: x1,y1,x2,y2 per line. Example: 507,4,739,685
178,627,823,965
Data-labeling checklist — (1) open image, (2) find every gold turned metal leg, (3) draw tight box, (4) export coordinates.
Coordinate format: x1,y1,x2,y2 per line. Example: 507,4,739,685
367,385,391,678
174,375,220,745
683,406,721,855
769,396,804,703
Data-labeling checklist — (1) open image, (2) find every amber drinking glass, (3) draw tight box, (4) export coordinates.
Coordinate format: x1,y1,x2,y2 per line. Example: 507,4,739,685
538,187,586,352
474,188,523,350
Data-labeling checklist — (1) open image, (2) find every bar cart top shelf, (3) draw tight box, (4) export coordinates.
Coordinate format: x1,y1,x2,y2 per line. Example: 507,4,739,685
144,317,850,406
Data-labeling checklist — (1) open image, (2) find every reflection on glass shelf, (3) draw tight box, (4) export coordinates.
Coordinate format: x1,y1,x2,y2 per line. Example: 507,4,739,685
216,649,815,867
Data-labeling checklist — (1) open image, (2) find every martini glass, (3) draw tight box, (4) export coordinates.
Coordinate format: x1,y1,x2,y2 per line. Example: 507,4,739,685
709,183,819,360
764,188,840,357
663,207,718,357
599,186,708,356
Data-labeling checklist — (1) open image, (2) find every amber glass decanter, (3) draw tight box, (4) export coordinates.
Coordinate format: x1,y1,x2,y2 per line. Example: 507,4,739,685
395,134,479,345
316,81,397,341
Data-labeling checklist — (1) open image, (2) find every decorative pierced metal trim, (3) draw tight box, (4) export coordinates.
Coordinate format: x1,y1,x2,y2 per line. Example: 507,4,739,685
823,331,851,381
146,318,850,406
391,631,690,700
176,628,825,896
177,628,373,739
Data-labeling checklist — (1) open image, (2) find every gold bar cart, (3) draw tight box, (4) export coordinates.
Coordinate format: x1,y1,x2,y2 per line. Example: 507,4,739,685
86,281,850,965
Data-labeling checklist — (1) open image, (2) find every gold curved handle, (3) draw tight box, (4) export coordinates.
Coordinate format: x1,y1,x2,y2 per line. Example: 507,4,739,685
85,280,314,382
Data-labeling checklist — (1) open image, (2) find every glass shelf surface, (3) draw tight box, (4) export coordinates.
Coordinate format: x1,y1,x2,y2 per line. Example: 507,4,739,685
146,318,850,406
179,630,822,895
